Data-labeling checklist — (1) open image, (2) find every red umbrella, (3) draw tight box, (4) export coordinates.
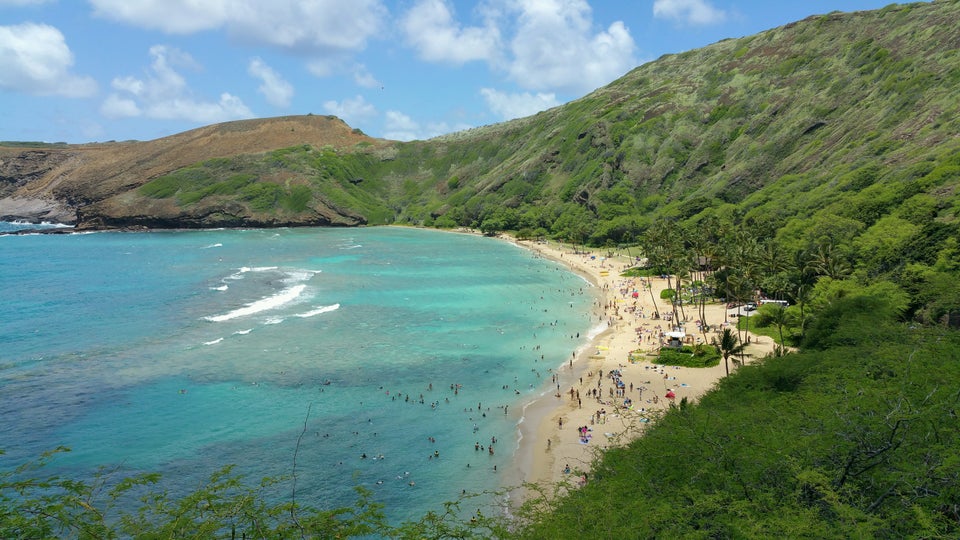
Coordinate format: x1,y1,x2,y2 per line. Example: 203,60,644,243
665,390,676,400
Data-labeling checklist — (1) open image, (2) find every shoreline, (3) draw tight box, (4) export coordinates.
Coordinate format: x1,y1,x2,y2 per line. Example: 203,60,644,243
500,235,776,501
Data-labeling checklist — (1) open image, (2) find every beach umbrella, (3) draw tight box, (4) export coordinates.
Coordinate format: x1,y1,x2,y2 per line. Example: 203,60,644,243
665,389,676,400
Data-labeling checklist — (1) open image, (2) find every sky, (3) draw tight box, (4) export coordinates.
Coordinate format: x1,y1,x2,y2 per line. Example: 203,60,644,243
0,0,924,144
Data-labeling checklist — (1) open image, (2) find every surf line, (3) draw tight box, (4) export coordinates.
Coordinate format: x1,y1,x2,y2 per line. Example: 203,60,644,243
205,284,307,322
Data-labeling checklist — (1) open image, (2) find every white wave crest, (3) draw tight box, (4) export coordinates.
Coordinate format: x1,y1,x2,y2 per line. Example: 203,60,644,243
233,328,253,335
295,303,340,318
204,337,223,345
204,284,307,322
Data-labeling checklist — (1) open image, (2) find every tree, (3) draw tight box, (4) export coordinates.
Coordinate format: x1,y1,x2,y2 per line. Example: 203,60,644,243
713,328,747,377
0,448,504,539
642,220,686,327
786,247,819,341
813,242,852,280
760,303,790,354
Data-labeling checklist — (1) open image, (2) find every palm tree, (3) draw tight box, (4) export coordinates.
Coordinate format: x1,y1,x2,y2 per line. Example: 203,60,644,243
767,304,789,355
726,272,753,364
639,232,664,319
787,248,819,341
713,328,747,377
645,219,685,326
814,242,852,280
673,264,692,323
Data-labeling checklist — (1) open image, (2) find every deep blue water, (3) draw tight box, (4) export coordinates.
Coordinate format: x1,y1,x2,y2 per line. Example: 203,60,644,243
0,225,598,525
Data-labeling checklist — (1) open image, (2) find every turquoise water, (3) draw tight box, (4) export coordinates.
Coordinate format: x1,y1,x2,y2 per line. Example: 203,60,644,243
0,226,598,524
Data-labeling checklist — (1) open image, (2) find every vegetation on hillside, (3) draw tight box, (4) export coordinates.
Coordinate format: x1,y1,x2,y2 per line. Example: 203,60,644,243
137,146,395,224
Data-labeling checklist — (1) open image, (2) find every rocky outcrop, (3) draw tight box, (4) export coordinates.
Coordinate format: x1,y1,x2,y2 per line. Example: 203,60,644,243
0,196,76,224
0,115,387,229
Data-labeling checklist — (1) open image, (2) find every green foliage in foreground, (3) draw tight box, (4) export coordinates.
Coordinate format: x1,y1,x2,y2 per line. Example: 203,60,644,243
0,451,509,539
516,298,960,539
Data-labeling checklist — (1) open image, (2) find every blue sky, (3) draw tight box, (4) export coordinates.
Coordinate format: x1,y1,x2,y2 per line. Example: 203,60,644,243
0,0,921,143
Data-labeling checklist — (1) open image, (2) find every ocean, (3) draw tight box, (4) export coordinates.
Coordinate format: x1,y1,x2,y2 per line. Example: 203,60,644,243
0,224,599,525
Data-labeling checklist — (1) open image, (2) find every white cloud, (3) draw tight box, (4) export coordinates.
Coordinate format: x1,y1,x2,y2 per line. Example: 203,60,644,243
148,93,251,123
89,0,228,33
380,110,470,141
400,0,500,64
306,58,337,77
480,88,559,120
424,120,472,138
653,0,727,26
102,45,253,123
322,95,377,126
100,94,140,118
383,110,421,141
352,64,381,89
248,57,294,108
89,0,387,53
0,22,97,97
399,0,636,95
505,0,637,94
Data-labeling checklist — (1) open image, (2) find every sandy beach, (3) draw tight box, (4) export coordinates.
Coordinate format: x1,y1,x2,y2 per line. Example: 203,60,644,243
505,237,775,496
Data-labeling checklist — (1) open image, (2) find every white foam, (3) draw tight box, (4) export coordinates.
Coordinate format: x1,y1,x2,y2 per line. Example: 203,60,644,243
8,220,73,229
240,266,278,273
210,285,228,291
233,328,253,335
586,321,608,340
284,269,321,283
295,303,340,318
204,284,307,322
225,265,289,281
202,243,223,249
204,337,223,345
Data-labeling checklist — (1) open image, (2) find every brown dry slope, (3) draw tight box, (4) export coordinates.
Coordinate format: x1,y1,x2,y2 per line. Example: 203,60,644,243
0,115,387,227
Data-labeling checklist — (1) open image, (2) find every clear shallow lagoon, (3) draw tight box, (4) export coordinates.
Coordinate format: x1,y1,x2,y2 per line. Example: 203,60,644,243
1,225,598,523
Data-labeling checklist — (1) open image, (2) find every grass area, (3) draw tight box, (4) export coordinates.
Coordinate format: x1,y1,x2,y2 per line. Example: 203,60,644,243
656,344,721,367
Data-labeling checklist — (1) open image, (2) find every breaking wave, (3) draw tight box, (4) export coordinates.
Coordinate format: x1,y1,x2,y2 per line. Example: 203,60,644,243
295,303,340,318
204,284,307,322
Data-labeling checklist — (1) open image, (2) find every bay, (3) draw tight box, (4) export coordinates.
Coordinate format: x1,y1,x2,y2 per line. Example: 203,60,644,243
0,225,598,525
